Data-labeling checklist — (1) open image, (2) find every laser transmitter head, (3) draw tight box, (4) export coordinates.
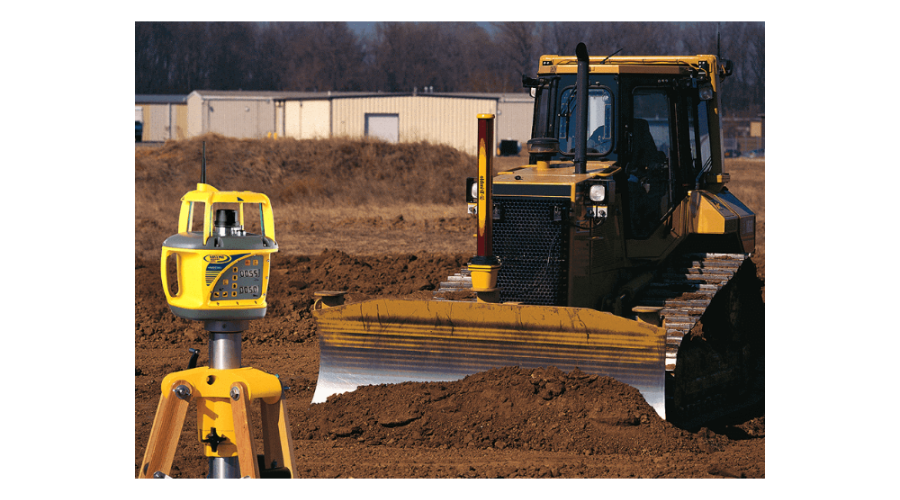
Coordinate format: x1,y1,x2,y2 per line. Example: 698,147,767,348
160,182,278,325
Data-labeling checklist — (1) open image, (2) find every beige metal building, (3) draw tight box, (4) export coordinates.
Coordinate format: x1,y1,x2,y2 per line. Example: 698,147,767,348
186,90,366,140
495,93,535,149
135,95,189,141
179,90,534,156
330,94,500,155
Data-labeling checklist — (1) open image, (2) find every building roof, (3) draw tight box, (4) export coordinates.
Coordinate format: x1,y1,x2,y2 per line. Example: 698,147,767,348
188,90,383,100
423,92,532,102
135,94,188,104
183,90,533,102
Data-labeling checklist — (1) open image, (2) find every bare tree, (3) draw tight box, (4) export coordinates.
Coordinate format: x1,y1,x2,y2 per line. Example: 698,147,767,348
539,23,596,56
264,22,367,92
441,23,495,92
205,23,257,90
135,21,763,116
368,22,450,92
135,22,179,93
491,22,538,92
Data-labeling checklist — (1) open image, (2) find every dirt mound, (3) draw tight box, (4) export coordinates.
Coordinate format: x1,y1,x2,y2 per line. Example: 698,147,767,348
135,246,766,478
136,345,765,478
135,134,475,207
300,366,706,455
134,135,483,261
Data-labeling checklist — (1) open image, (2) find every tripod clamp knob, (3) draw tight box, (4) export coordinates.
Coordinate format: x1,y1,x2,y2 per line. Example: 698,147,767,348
187,348,200,369
201,427,228,453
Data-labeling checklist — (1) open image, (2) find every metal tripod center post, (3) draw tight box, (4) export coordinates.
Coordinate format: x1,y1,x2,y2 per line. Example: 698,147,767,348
206,322,246,478
207,457,240,479
206,321,248,370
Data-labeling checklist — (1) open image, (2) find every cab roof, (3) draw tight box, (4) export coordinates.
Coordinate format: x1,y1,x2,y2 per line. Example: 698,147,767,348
536,54,719,76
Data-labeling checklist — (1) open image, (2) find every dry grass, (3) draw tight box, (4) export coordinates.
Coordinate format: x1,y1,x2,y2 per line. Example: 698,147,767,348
722,158,765,279
135,138,764,281
135,133,474,207
273,202,474,257
135,134,477,260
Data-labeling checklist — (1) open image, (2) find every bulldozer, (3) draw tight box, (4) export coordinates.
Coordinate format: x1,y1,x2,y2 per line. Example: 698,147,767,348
311,43,763,427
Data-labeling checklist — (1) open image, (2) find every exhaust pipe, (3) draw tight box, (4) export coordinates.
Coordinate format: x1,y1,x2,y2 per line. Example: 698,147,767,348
574,42,589,175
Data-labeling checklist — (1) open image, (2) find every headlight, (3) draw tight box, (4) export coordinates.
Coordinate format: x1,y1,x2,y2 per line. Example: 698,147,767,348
699,84,714,101
589,184,606,203
465,177,477,203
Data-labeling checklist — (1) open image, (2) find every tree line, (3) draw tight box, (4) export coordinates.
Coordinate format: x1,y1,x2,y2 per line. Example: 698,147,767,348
135,22,764,117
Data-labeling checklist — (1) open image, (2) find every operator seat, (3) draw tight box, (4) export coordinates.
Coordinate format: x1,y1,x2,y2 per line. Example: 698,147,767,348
631,119,660,167
627,119,666,238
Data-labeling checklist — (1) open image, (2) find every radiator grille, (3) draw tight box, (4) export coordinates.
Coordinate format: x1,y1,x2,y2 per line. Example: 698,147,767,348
492,197,569,305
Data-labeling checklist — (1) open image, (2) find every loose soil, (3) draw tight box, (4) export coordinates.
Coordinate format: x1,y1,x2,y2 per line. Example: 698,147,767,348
135,252,764,479
134,137,765,479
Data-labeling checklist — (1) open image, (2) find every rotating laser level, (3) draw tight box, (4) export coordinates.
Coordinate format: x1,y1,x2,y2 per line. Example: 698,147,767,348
140,144,296,479
160,182,277,326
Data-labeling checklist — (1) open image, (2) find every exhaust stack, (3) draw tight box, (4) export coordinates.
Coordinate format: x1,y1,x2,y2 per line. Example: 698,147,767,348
574,43,589,175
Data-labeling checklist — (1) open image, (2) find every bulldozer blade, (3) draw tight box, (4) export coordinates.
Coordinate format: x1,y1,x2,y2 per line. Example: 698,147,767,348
312,298,668,418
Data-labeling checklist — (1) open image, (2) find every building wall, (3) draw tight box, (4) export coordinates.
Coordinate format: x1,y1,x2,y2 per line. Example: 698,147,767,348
187,93,203,137
300,100,331,139
331,96,497,155
496,96,534,148
177,93,530,153
174,105,188,140
284,101,301,138
148,106,167,140
206,99,276,139
282,100,331,139
138,103,188,141
141,107,152,140
185,93,277,139
275,101,286,138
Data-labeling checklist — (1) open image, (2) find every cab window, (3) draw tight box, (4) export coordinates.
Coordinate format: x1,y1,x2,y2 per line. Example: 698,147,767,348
557,87,613,156
687,97,712,179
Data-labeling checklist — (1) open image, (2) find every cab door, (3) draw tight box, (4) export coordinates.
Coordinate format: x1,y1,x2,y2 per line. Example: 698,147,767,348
623,85,683,259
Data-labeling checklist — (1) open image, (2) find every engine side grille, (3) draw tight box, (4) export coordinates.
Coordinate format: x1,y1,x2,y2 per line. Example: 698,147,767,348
492,197,569,305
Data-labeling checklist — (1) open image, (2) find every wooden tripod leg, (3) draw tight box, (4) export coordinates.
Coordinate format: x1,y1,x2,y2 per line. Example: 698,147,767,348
230,382,260,478
138,380,193,478
260,395,297,478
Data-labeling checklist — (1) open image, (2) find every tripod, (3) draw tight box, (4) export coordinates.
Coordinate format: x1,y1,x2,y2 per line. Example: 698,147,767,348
139,322,296,478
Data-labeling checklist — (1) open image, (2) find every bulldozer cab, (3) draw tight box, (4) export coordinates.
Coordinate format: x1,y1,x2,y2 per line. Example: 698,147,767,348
527,55,725,253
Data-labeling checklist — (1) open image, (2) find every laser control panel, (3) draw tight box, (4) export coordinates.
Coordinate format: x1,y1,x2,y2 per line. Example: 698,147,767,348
208,254,266,301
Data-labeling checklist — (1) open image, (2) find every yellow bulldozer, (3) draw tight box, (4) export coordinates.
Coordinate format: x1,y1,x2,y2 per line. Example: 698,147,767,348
311,43,763,427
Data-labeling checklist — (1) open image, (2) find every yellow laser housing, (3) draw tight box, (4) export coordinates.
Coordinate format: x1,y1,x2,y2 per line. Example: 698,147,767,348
161,183,278,322
176,183,275,245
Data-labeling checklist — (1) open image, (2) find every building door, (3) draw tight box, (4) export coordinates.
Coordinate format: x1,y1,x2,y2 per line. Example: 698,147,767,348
365,113,399,143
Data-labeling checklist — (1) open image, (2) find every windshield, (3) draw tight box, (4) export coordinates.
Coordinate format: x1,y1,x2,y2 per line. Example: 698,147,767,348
558,87,613,156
